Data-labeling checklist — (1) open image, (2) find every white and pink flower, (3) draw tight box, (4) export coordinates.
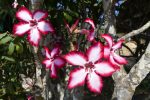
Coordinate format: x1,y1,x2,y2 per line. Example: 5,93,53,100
102,34,127,66
64,42,115,93
42,47,66,78
82,18,95,41
13,6,54,46
12,0,18,8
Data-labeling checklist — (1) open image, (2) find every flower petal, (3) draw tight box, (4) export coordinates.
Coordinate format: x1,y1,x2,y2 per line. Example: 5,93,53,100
33,10,48,21
109,54,119,66
101,34,113,47
54,57,66,69
16,6,32,22
44,47,51,58
112,39,124,50
113,53,127,65
87,72,103,93
70,19,79,33
87,29,95,41
13,22,30,36
42,59,52,68
28,28,41,46
68,68,87,89
87,42,103,63
84,18,95,29
64,20,71,33
64,51,87,66
103,46,110,58
94,61,115,77
80,29,89,35
37,20,54,34
50,47,60,58
50,63,57,78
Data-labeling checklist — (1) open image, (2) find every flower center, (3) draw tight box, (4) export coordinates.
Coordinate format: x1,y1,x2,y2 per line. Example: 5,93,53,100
84,62,94,73
29,19,38,27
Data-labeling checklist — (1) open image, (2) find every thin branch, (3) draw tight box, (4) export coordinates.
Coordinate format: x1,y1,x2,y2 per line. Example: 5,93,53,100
120,21,150,40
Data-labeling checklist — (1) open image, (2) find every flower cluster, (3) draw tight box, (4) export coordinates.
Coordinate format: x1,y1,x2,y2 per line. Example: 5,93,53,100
64,35,127,93
13,7,127,94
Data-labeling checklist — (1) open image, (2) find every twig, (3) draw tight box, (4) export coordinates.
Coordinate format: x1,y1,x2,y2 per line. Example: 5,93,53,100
120,21,150,40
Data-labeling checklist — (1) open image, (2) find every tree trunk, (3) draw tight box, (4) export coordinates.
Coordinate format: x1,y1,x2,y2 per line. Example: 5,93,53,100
30,0,47,99
112,42,150,100
102,0,150,100
103,0,116,35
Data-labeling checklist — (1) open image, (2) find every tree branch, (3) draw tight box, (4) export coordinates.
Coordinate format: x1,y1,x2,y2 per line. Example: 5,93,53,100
126,42,150,90
112,42,150,100
120,21,150,40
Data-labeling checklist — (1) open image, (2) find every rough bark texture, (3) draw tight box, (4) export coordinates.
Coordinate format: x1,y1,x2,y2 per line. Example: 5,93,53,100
103,0,116,35
102,0,150,100
30,0,47,99
112,42,150,100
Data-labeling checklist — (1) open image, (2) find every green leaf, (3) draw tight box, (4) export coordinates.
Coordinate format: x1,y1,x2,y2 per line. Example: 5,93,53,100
1,56,15,62
0,36,12,44
15,43,23,54
0,32,7,39
7,42,15,55
63,12,72,22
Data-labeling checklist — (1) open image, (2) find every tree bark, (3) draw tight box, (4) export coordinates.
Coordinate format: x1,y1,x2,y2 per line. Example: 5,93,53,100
102,0,150,100
29,0,47,99
103,0,116,35
112,42,150,100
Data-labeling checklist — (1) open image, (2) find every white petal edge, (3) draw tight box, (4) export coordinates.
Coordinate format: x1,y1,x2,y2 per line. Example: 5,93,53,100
28,28,41,46
33,10,48,21
44,47,51,59
13,23,30,36
50,63,57,78
101,34,113,48
94,61,115,77
113,53,127,65
87,42,103,63
112,39,124,50
16,7,32,22
64,51,87,66
84,18,95,29
37,20,54,34
68,68,87,89
87,72,103,93
51,47,60,57
43,59,52,68
87,30,95,41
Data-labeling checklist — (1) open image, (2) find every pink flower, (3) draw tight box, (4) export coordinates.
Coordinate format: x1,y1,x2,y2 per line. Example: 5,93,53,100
27,95,33,100
64,42,115,93
42,47,66,78
64,19,79,33
82,18,95,41
64,18,95,42
12,0,18,8
13,6,54,46
102,34,127,66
